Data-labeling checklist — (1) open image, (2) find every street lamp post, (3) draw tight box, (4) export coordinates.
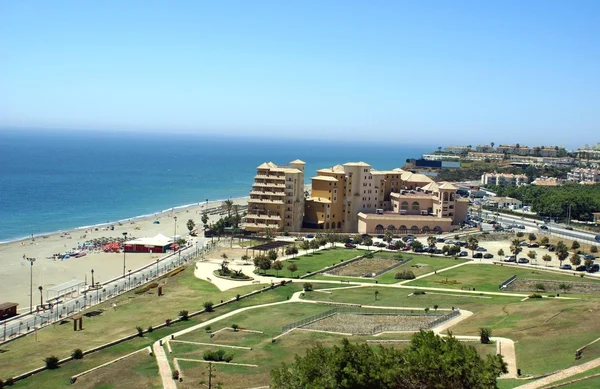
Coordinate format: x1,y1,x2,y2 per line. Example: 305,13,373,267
122,232,128,276
156,259,159,277
91,269,94,287
26,257,36,314
128,270,131,289
173,216,178,253
38,286,43,309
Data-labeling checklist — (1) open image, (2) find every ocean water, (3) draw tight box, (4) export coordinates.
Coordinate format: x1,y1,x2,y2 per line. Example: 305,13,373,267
0,129,430,242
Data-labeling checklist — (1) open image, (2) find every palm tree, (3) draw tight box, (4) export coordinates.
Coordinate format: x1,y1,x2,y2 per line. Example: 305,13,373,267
490,142,495,149
186,219,196,232
38,286,43,307
510,239,523,262
467,237,479,256
427,236,437,249
222,199,234,218
479,327,492,344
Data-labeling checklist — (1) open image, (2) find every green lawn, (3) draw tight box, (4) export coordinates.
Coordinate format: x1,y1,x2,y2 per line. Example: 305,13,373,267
307,253,468,284
405,263,600,292
0,267,309,379
259,247,365,277
301,284,600,376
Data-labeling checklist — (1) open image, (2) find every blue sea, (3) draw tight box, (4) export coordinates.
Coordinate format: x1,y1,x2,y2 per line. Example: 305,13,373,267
0,129,431,242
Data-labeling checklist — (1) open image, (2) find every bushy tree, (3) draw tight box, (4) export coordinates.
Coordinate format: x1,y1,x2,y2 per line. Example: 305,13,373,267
272,260,283,276
270,333,507,389
570,253,581,267
571,240,580,251
542,254,552,266
287,263,298,277
467,236,479,255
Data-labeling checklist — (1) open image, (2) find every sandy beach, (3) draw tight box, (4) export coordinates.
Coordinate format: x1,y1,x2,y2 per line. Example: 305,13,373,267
0,197,248,310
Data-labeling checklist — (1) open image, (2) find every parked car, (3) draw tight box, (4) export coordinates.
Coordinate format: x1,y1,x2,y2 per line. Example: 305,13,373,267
434,249,443,254
560,264,572,270
472,253,483,259
503,255,516,262
584,254,596,260
387,244,398,250
483,253,494,259
596,235,600,242
540,225,549,230
517,258,529,264
437,238,446,243
565,226,573,231
294,237,304,241
305,234,314,239
528,243,539,248
459,251,468,257
476,246,487,252
377,234,384,239
401,246,411,251
377,242,387,248
587,264,600,273
344,243,356,249
519,241,529,246
576,265,587,271
547,245,556,252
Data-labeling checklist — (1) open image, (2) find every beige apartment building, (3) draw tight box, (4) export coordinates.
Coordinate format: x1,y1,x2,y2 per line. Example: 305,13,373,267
481,172,528,186
242,160,306,233
357,181,468,234
304,161,466,234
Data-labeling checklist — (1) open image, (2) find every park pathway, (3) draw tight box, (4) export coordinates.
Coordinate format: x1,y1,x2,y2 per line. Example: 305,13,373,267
514,356,600,389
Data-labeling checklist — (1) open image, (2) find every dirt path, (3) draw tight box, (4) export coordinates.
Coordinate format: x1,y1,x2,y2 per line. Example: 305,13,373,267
514,357,600,389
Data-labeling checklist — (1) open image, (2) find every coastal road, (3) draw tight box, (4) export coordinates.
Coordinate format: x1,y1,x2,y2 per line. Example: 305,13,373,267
0,240,213,343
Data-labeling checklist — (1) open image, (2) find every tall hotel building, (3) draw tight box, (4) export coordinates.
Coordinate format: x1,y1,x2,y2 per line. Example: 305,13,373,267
241,160,306,233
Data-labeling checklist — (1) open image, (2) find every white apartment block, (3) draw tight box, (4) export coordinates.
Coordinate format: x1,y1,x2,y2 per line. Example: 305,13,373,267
481,172,528,186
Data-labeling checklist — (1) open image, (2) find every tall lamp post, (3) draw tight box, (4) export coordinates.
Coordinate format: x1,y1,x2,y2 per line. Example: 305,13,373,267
122,232,128,276
26,257,36,314
173,216,178,252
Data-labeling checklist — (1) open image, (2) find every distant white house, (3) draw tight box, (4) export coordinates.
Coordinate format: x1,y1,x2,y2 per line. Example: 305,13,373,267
488,196,522,210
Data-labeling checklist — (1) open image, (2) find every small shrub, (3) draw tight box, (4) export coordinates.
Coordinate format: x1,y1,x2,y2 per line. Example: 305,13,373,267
534,283,545,291
364,251,374,259
516,232,524,238
71,349,84,360
136,326,144,337
203,302,214,312
203,349,233,362
236,294,241,301
172,369,180,380
528,293,543,299
205,325,212,332
165,319,172,326
413,291,426,295
303,282,313,292
4,378,14,386
134,282,159,295
394,270,416,280
231,324,239,331
179,310,189,321
44,355,60,369
147,325,153,333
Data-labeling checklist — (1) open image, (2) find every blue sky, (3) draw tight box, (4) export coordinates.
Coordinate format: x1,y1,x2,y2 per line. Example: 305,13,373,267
1,0,598,147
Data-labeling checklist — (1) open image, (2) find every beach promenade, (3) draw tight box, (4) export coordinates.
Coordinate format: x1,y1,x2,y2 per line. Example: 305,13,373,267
0,198,248,310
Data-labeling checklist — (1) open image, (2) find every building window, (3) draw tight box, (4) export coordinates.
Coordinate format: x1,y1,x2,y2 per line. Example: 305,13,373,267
401,201,409,210
411,201,420,211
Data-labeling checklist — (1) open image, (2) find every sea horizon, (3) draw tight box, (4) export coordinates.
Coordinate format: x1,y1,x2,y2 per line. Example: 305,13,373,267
0,128,433,242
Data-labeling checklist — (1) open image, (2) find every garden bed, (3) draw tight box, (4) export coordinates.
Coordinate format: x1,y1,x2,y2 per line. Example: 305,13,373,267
325,257,409,278
302,313,443,335
506,278,600,294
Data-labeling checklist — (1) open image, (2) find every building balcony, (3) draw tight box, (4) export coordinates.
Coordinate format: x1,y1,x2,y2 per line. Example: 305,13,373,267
248,198,285,205
253,182,286,189
254,174,285,181
244,213,282,221
249,190,285,197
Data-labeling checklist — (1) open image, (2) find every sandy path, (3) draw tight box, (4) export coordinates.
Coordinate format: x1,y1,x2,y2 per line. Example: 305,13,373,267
514,357,600,389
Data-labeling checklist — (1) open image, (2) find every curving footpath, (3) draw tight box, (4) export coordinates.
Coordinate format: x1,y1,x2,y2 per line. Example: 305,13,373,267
514,357,600,389
152,289,517,387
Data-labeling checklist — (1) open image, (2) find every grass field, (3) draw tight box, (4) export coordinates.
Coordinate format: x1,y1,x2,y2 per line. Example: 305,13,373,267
0,268,308,379
259,247,365,277
405,263,600,292
308,254,468,284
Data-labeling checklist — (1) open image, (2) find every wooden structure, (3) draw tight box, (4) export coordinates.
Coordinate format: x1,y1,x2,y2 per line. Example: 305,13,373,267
72,315,83,331
0,302,18,320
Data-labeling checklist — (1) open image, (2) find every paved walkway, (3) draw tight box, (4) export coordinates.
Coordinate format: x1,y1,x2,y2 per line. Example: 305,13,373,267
514,357,600,389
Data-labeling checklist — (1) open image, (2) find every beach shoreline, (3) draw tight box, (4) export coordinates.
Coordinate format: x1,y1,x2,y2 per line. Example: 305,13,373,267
0,197,249,309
